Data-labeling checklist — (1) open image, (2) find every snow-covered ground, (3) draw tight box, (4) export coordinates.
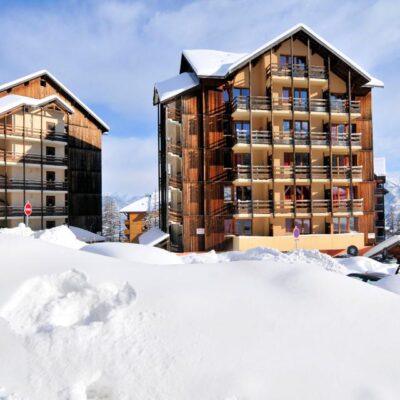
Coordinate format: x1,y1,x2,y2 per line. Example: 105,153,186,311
1,227,400,399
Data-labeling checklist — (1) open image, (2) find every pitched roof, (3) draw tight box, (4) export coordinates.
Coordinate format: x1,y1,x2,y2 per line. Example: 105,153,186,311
0,70,110,132
0,94,74,116
154,72,199,104
180,23,383,88
120,192,159,213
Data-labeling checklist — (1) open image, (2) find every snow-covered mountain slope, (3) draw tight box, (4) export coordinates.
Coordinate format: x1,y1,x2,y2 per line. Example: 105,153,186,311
1,235,400,399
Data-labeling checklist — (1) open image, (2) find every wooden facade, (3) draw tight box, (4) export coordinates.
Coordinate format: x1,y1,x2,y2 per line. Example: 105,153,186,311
156,27,382,252
0,72,107,232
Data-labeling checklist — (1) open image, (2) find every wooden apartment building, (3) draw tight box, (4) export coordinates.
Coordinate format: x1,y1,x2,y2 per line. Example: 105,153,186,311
154,24,383,253
0,70,109,232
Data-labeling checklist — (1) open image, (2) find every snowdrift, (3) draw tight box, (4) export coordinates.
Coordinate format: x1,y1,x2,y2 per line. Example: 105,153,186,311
0,234,400,399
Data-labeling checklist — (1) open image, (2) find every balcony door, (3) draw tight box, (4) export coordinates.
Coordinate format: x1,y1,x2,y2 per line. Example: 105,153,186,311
293,89,308,111
236,186,251,201
234,121,250,143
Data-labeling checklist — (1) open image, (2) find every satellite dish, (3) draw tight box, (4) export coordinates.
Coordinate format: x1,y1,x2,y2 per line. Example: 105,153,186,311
347,245,359,257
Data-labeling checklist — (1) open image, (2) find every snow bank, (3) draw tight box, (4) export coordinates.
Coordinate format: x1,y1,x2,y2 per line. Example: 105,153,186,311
373,274,400,295
81,242,183,265
182,247,347,273
1,235,400,399
336,256,397,274
138,227,169,246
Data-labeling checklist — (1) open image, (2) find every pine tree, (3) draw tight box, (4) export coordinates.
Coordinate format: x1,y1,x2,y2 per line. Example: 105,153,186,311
102,196,121,242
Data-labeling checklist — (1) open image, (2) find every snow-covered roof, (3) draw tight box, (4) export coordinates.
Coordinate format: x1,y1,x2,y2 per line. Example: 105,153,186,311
179,23,383,88
154,72,199,104
68,226,105,243
364,235,400,258
0,94,74,116
138,227,169,246
0,70,109,132
120,192,159,213
181,49,246,78
374,157,386,176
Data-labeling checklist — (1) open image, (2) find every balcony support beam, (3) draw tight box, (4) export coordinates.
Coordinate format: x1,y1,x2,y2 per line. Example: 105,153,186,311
249,61,254,219
22,106,26,225
328,56,333,231
270,48,276,217
40,107,44,230
290,35,296,218
307,37,313,233
347,70,354,217
3,116,8,224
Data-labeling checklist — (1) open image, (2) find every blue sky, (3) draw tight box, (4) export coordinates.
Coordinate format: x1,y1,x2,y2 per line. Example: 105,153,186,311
0,0,398,200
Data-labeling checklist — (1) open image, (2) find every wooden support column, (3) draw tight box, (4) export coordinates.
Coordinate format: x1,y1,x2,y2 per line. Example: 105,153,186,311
40,107,44,229
327,57,333,231
201,83,207,248
249,61,253,221
307,37,313,233
290,35,296,218
3,117,8,225
22,106,26,224
270,48,275,219
348,70,354,217
66,113,70,226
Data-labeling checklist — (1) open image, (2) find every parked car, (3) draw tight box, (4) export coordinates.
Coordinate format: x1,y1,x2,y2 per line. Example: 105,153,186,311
347,272,390,283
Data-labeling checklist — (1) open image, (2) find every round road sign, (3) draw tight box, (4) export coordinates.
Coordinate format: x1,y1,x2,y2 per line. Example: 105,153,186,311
24,201,32,217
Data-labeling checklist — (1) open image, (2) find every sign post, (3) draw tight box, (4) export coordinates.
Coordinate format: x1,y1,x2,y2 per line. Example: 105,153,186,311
24,201,32,227
293,226,300,250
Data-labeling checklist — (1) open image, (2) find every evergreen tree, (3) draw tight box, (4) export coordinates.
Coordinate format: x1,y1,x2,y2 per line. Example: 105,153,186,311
102,196,121,241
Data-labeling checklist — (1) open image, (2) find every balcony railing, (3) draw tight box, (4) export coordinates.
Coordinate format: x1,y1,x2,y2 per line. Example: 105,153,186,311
266,63,328,79
168,174,182,189
235,130,272,145
0,150,67,166
253,166,272,180
232,96,271,111
169,206,183,223
332,166,363,180
0,123,68,142
167,142,182,157
0,206,68,217
232,198,363,215
0,179,67,191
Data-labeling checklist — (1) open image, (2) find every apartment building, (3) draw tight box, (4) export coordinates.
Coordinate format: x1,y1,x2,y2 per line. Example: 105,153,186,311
0,70,109,231
154,24,383,253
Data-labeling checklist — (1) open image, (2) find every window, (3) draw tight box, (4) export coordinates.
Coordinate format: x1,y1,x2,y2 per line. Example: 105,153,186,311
284,153,293,166
283,120,292,132
236,186,251,201
333,217,358,234
332,186,349,201
223,89,230,103
46,122,56,134
46,171,55,182
332,155,350,167
46,196,55,207
234,121,250,143
235,153,251,166
294,120,309,132
284,185,293,200
282,87,291,99
295,186,310,200
233,87,250,98
224,185,233,202
295,153,310,166
46,221,56,229
46,146,56,156
224,219,234,234
280,55,291,65
293,89,308,111
40,78,47,87
293,55,306,66
285,218,311,234
235,219,252,236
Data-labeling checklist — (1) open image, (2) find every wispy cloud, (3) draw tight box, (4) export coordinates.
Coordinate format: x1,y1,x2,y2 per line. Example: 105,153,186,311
0,0,398,197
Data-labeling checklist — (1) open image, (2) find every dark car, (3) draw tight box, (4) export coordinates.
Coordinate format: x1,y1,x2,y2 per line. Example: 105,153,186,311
347,272,390,282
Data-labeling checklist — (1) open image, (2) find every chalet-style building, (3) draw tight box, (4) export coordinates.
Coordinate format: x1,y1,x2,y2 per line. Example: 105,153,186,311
154,24,384,253
0,70,109,232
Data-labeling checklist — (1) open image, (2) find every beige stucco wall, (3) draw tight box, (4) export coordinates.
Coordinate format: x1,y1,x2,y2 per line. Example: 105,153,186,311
233,232,365,251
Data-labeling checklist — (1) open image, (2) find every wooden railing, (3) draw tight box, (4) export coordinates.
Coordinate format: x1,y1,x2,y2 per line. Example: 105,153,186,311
0,150,67,165
253,166,272,180
332,166,363,180
169,206,183,223
0,179,67,190
232,96,271,111
168,174,182,189
0,206,68,217
234,200,273,214
167,142,182,157
266,63,328,79
274,166,294,179
332,199,363,213
0,123,68,142
252,130,272,144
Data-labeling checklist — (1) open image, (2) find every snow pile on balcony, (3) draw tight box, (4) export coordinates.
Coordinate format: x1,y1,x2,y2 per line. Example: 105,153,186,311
81,242,183,264
337,256,397,275
1,234,400,398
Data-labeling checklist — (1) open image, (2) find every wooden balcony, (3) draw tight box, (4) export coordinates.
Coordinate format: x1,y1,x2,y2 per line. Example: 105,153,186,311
333,199,363,213
168,174,182,190
266,63,328,79
235,130,272,145
0,206,68,217
169,206,183,223
167,142,182,157
0,123,68,142
0,179,68,191
234,165,272,181
234,200,273,215
232,96,271,112
0,150,67,166
332,166,363,180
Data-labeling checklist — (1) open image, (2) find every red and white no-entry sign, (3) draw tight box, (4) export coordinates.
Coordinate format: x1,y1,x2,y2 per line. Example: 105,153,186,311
24,201,32,217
